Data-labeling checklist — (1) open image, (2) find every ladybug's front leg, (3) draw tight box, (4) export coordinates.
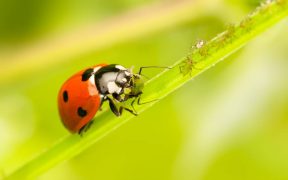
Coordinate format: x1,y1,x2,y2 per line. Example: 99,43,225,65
119,106,138,116
112,93,125,102
107,98,121,116
98,96,107,111
78,120,94,135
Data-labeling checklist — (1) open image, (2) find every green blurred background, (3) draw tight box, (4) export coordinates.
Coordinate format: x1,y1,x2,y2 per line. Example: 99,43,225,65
1,0,288,179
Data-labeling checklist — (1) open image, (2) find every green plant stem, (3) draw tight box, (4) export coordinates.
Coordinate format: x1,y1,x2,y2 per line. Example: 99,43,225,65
6,1,288,179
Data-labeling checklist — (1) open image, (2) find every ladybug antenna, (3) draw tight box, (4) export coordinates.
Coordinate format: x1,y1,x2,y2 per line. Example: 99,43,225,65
137,66,171,79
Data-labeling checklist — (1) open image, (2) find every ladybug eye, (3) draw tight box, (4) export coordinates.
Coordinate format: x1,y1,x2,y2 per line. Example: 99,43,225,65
77,107,87,117
63,91,68,102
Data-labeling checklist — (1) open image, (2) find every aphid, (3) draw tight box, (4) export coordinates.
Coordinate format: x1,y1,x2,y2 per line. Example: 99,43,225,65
195,39,205,49
225,24,236,39
195,40,208,56
179,56,197,76
240,16,253,30
180,40,206,76
218,23,236,46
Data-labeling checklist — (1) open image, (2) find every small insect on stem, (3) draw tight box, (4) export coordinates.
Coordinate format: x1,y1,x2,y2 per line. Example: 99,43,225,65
218,23,236,47
191,39,206,51
180,39,206,76
196,40,208,56
179,56,197,77
196,39,205,49
240,16,253,31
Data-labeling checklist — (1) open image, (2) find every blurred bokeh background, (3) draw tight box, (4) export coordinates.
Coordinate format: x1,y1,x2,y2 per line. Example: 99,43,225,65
1,0,288,179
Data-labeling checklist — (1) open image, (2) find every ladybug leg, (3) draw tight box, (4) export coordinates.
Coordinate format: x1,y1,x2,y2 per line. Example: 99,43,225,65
135,94,159,106
98,98,105,111
112,93,126,102
119,106,138,116
78,120,94,135
108,97,137,116
130,98,137,114
129,94,159,115
108,97,121,116
130,93,142,113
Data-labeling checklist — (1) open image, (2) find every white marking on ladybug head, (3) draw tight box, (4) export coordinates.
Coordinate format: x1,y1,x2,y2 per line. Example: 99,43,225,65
115,65,126,70
121,78,127,82
89,67,101,85
93,66,101,73
89,74,95,85
107,82,122,94
97,72,119,93
124,71,131,76
102,72,117,82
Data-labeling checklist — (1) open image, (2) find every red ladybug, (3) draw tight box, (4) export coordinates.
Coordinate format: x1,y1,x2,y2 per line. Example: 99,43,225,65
58,64,143,134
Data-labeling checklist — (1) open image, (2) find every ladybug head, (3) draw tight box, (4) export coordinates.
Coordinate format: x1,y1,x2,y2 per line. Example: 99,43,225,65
95,64,143,97
115,67,133,88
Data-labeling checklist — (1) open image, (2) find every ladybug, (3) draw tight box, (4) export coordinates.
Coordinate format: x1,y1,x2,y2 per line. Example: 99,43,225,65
58,64,145,134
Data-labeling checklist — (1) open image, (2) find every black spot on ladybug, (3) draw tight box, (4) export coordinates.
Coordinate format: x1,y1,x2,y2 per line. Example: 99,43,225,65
63,91,68,102
77,107,87,117
82,68,94,81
